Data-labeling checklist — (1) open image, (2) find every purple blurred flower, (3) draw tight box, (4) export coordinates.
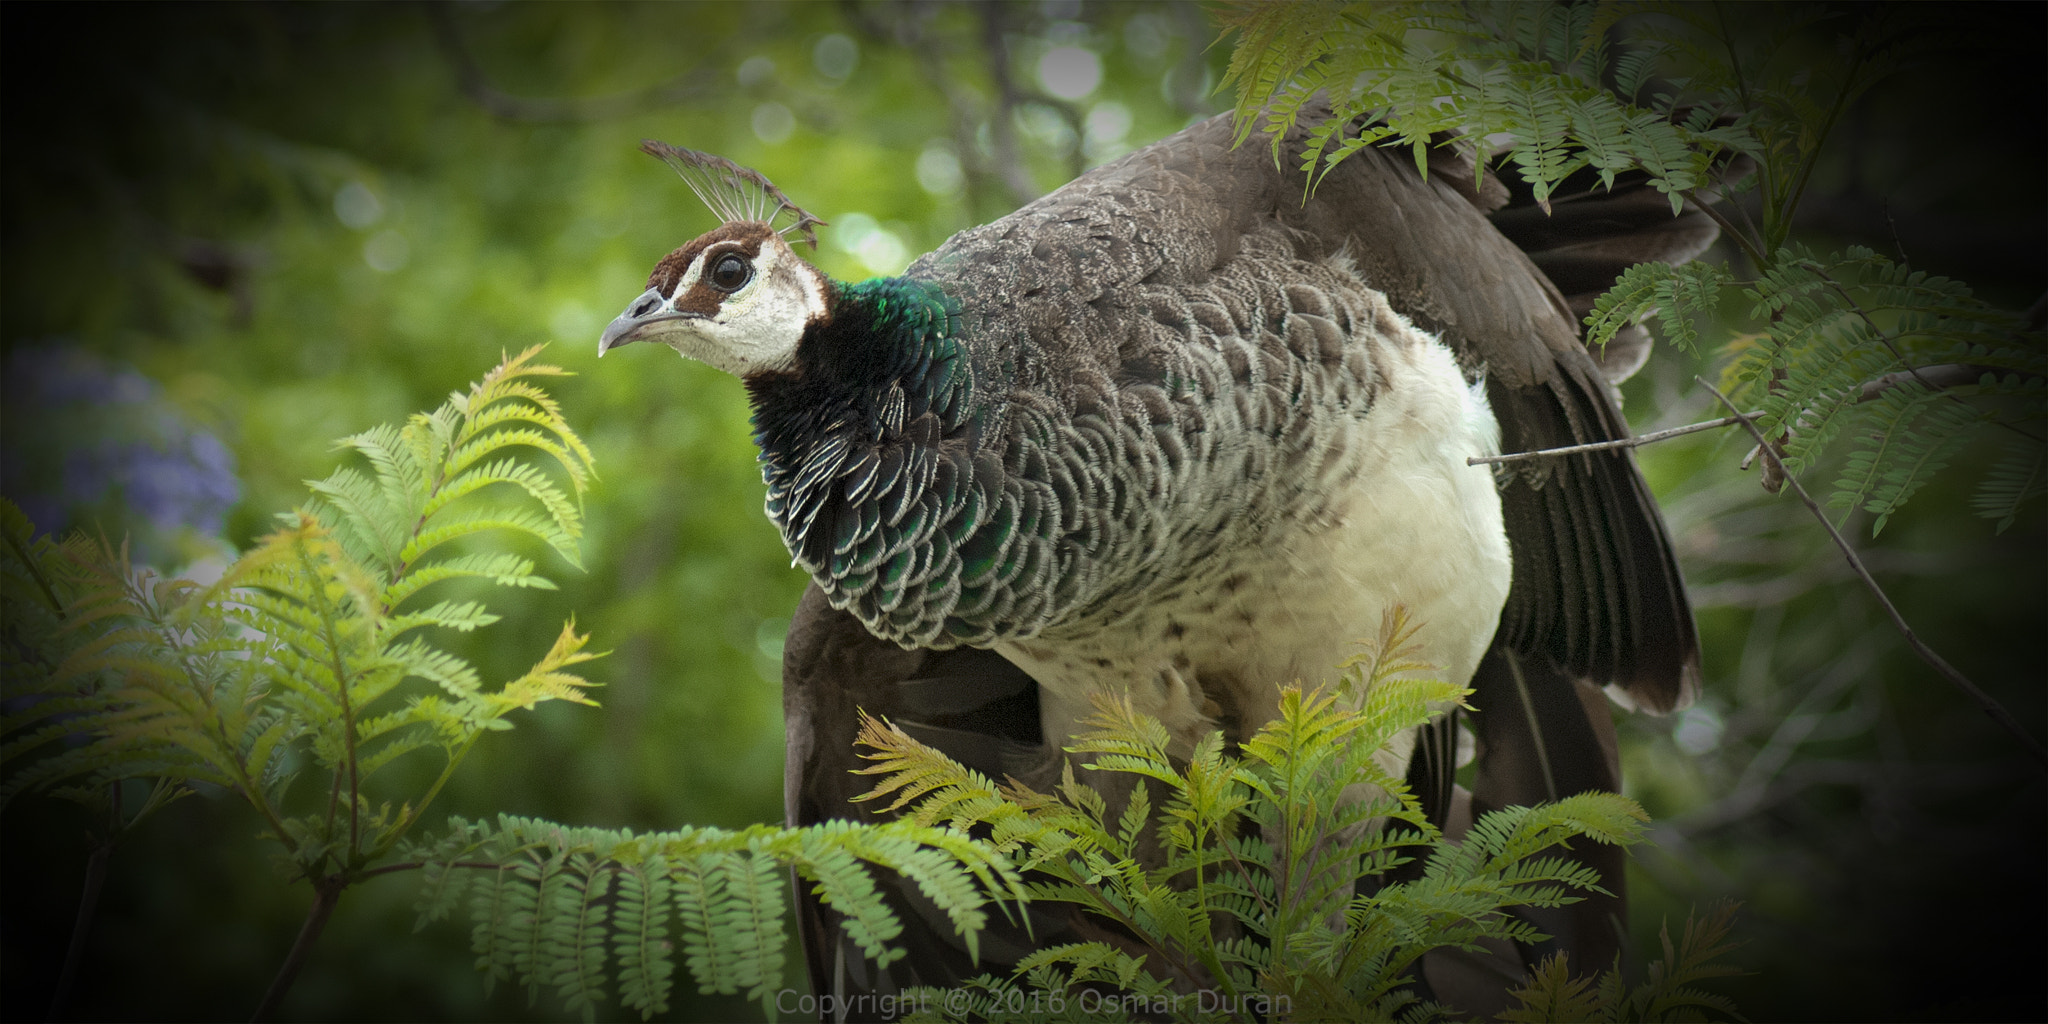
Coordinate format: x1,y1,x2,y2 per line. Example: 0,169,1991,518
2,345,241,555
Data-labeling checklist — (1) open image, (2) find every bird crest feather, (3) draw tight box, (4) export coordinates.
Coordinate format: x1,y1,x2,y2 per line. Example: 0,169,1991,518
640,140,826,249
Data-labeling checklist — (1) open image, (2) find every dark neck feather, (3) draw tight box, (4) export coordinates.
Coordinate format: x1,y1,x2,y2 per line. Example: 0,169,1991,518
743,277,972,570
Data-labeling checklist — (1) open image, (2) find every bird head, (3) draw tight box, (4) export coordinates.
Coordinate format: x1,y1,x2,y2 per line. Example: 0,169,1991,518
599,220,830,375
600,142,828,377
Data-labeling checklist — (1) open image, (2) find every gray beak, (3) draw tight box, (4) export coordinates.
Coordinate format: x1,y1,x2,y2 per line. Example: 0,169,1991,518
599,287,677,356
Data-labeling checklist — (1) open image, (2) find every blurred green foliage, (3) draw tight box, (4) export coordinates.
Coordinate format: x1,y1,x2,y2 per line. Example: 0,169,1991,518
0,2,2040,1022
1597,11,2047,1018
0,4,1223,1020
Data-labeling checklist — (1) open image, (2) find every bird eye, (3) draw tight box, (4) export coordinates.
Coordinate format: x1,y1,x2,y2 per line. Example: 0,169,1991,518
708,253,752,292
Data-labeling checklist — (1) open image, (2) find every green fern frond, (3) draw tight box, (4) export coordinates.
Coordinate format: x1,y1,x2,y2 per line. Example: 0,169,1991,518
1502,70,1587,211
2,348,601,884
304,344,593,584
413,821,487,929
1501,951,1602,1023
1612,40,1673,101
793,825,903,966
380,550,555,609
1552,901,1748,1023
488,622,602,716
1655,260,1733,351
399,506,581,573
1831,383,1983,534
407,812,1020,1022
1568,92,1636,191
2,529,250,814
305,465,408,571
1220,3,2027,534
425,457,580,544
669,851,732,1000
552,856,614,1021
852,710,1043,847
471,863,524,995
611,855,676,1018
1586,262,1676,351
847,826,1011,963
716,844,787,1014
1214,0,1352,151
861,615,1672,1023
1974,439,2048,533
1727,248,2034,528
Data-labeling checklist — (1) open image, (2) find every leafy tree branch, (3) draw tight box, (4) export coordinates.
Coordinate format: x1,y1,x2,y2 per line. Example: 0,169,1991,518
3,347,605,1017
1700,379,2047,767
854,611,1739,1023
3,347,1041,1022
1219,0,2046,765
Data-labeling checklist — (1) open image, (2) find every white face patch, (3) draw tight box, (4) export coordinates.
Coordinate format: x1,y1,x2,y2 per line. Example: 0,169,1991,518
601,224,831,375
658,233,828,377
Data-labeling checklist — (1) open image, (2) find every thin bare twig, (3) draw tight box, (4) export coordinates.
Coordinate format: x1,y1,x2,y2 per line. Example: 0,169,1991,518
1467,410,1763,466
1698,377,2048,768
1683,188,1767,270
1681,640,1880,835
1719,172,1767,270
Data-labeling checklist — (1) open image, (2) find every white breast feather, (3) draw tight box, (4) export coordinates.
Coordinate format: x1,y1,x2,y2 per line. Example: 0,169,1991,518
1002,307,1512,763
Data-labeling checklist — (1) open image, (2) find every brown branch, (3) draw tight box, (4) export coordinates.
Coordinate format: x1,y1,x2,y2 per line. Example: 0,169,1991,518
1857,363,2010,402
1467,411,1763,466
1683,188,1767,270
46,837,113,1021
1698,377,2048,768
1752,366,1791,493
1165,2,1219,118
426,4,716,124
250,876,344,1022
1858,364,2046,442
1806,263,2047,445
856,3,1004,216
978,5,1042,208
3,524,66,618
354,858,504,880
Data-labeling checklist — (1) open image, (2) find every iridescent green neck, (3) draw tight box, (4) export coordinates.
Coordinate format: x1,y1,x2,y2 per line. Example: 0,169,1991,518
744,276,976,576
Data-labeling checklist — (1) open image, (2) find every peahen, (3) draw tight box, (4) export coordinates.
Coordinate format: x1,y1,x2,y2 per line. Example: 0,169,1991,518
601,103,1718,1015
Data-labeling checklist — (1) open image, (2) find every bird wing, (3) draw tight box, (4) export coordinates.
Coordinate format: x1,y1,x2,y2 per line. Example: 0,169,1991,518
1257,110,1710,973
1267,121,1703,714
